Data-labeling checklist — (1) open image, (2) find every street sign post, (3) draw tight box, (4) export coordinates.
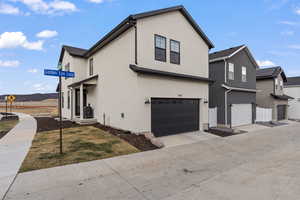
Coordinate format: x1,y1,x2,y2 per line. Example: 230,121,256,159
44,68,75,154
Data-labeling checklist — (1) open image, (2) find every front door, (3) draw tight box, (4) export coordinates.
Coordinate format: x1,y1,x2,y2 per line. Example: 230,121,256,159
277,105,287,121
75,89,87,116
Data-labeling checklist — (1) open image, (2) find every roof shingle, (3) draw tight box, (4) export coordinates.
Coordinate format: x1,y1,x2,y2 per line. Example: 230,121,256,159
285,77,300,86
209,45,244,60
256,66,287,82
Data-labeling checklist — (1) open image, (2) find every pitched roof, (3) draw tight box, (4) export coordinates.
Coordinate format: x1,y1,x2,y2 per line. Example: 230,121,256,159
59,45,88,62
209,45,245,61
60,5,214,61
256,66,287,82
270,93,294,100
130,64,213,83
63,45,87,57
285,76,300,86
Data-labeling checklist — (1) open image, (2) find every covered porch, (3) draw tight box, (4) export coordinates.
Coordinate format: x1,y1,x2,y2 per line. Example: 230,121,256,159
68,75,98,124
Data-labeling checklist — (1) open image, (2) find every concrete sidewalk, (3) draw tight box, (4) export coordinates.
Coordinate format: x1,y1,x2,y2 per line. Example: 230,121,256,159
0,113,37,200
4,122,300,200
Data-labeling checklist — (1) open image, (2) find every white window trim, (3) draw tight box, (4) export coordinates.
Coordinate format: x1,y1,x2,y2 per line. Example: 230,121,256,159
228,63,234,80
89,58,93,76
242,66,247,82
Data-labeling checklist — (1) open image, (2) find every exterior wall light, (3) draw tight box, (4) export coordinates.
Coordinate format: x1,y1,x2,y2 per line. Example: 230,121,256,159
145,97,151,104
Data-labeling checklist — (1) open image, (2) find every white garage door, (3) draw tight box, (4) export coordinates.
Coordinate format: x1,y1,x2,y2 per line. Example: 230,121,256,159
232,104,252,127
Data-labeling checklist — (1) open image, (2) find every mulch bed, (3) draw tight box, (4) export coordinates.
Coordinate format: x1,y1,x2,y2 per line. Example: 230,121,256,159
93,124,158,151
35,117,158,151
35,117,82,132
206,127,247,137
256,121,288,127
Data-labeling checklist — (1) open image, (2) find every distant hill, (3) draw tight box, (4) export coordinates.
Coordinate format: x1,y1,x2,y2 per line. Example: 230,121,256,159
0,93,58,102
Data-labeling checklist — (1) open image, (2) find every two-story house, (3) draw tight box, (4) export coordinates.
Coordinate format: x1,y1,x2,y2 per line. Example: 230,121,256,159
209,45,258,127
256,67,293,121
58,5,214,137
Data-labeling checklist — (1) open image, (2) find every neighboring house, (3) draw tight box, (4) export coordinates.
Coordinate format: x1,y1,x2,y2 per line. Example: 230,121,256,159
209,45,258,127
284,77,300,119
256,67,293,121
58,5,214,137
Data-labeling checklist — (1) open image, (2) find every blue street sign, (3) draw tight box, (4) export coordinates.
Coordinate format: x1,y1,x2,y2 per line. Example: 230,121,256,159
60,71,75,78
44,69,75,78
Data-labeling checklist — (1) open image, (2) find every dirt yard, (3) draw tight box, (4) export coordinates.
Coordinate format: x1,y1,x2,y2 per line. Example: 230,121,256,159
0,99,58,117
0,113,19,139
19,117,157,172
20,126,140,172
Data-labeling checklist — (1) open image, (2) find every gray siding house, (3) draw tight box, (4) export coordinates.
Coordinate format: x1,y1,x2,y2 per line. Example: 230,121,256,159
256,67,293,121
209,45,258,127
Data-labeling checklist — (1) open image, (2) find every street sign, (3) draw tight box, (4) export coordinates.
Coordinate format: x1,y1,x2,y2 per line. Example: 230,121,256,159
7,95,16,103
43,67,75,155
44,69,75,78
44,69,60,77
60,71,75,78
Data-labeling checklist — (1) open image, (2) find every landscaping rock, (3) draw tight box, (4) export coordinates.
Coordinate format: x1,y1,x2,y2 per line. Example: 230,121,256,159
150,138,165,148
144,132,155,140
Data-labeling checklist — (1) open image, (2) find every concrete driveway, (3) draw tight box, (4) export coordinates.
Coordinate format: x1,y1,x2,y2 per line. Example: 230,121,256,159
4,122,300,200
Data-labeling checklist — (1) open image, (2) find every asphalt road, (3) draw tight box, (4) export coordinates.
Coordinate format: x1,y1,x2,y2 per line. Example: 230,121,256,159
4,121,300,200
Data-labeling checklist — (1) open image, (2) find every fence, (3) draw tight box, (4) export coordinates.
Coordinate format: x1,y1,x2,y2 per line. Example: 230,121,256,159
256,107,272,122
209,107,217,128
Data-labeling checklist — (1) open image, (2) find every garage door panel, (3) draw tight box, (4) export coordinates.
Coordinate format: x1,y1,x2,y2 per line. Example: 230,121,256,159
151,98,199,137
231,104,252,127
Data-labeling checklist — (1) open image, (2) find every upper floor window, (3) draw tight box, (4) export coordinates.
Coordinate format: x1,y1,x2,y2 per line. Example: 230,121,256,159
242,66,247,82
67,91,70,109
89,58,93,76
170,40,180,64
65,63,70,80
155,35,166,62
275,78,278,90
61,92,64,109
280,80,283,90
228,63,234,80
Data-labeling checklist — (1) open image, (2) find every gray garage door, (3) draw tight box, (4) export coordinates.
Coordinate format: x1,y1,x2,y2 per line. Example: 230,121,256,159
231,104,252,127
151,98,199,137
277,105,287,121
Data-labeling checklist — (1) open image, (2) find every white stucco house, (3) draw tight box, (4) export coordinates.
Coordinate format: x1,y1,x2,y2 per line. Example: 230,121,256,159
284,77,299,119
58,5,214,137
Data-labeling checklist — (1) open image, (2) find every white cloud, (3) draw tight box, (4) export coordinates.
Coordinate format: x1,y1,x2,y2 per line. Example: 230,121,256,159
296,8,300,15
0,60,20,67
279,21,298,26
10,0,77,15
0,32,43,50
0,3,20,15
88,0,104,3
27,68,38,73
36,30,58,38
281,30,294,36
288,45,300,49
257,60,276,67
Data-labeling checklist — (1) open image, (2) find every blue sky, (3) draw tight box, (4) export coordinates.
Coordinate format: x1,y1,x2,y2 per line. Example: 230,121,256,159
0,0,300,94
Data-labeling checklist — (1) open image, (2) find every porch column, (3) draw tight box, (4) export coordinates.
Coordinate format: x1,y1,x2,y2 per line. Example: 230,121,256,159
80,84,84,120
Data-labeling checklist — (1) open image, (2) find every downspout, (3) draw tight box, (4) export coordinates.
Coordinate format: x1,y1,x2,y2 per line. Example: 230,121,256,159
224,58,227,84
225,89,232,126
133,20,138,65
